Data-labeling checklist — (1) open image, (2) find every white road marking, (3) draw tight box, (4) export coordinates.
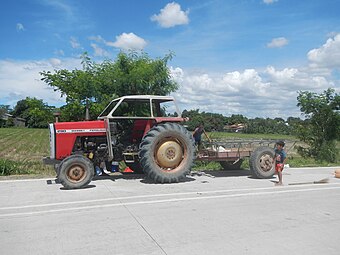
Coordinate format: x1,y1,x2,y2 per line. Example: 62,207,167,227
0,178,53,183
1,183,339,211
1,185,340,218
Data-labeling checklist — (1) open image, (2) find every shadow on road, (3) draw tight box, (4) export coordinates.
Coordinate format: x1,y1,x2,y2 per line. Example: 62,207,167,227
140,176,196,184
92,172,144,181
194,169,251,178
60,184,96,190
46,169,260,189
91,169,251,184
92,173,196,184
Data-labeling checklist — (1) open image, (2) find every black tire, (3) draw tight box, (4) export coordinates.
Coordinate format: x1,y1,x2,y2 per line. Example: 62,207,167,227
58,155,94,189
55,163,62,176
125,162,144,174
220,159,243,170
139,123,195,183
249,146,275,178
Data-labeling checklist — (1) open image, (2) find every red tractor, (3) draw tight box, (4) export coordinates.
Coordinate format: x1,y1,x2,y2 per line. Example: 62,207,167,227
44,95,195,189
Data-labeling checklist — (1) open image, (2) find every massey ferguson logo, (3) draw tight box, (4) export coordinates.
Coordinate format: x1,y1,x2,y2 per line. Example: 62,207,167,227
56,128,106,134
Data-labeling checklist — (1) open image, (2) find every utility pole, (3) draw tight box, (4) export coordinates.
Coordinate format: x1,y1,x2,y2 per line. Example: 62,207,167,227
85,98,90,120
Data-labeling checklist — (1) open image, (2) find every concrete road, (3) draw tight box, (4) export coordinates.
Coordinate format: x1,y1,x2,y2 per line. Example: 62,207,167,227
0,167,340,255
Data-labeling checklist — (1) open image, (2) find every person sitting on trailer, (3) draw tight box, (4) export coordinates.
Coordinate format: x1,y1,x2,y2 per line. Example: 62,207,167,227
274,140,287,185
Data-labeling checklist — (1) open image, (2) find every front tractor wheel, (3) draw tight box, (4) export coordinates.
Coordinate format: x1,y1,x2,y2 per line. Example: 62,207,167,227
58,155,94,189
139,123,195,183
249,146,275,178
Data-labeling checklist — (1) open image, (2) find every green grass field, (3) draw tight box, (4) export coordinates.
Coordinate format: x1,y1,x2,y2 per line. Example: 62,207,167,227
0,128,338,177
0,128,54,177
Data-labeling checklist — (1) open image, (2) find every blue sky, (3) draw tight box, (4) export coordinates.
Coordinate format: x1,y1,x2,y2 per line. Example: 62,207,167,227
1,0,340,118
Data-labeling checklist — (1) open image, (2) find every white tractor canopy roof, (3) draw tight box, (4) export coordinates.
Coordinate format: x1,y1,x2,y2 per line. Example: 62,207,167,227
98,95,182,119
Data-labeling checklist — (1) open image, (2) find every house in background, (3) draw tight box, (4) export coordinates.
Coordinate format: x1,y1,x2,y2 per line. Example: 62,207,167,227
224,123,246,133
0,113,25,127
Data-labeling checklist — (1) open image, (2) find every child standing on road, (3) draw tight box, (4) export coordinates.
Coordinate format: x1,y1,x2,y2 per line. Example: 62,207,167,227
274,141,287,185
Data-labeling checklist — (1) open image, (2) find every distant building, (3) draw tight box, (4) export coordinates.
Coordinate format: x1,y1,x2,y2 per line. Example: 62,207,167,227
0,113,25,127
224,123,246,133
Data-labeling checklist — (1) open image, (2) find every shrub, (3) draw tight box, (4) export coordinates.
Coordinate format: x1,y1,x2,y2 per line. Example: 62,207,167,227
0,159,20,176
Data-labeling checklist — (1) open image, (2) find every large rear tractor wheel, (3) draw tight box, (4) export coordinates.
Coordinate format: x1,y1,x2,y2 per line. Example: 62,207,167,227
249,146,275,178
58,155,94,189
139,123,195,183
220,159,243,170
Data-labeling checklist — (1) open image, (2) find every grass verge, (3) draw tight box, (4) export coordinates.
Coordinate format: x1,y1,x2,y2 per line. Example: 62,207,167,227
0,128,55,178
0,128,338,178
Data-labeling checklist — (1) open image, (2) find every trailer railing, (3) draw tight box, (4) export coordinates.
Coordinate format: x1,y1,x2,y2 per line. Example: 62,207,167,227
196,139,297,162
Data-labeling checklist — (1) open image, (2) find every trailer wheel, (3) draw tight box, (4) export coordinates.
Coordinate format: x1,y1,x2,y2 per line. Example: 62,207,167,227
249,146,275,178
139,123,195,183
220,159,243,170
58,155,94,189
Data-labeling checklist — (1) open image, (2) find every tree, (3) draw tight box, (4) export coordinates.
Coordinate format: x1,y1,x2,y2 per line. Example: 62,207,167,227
228,114,248,125
40,53,98,121
245,117,292,134
11,97,54,128
0,105,11,115
296,88,340,162
286,117,303,135
105,51,178,96
40,51,178,121
182,109,228,131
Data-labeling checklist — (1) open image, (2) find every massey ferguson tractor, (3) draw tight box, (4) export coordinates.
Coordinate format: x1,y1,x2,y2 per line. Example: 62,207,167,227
44,95,277,189
44,95,196,189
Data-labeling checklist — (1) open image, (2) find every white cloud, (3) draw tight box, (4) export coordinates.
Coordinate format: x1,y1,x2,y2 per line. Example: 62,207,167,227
170,60,335,118
1,35,337,119
0,58,81,107
307,33,340,69
90,43,110,57
16,23,25,31
171,68,275,117
222,69,270,96
70,36,81,49
151,2,189,28
54,49,65,56
267,37,289,48
49,58,62,67
265,66,332,90
263,0,278,4
106,33,147,51
39,0,74,19
88,35,105,43
170,67,184,82
88,33,147,54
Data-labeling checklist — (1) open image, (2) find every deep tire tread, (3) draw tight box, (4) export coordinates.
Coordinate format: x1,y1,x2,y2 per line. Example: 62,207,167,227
250,146,275,179
58,155,94,189
139,123,195,183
